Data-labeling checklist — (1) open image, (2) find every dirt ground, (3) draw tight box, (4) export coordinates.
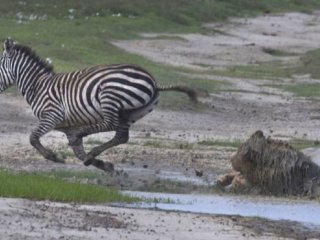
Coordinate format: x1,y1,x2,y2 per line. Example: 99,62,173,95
2,197,320,240
1,11,320,240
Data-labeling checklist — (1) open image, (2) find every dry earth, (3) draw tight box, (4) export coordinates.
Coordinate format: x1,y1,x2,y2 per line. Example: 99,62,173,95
2,198,320,240
1,11,320,240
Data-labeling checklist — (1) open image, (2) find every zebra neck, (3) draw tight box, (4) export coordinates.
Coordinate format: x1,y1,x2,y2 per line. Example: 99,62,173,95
16,69,52,104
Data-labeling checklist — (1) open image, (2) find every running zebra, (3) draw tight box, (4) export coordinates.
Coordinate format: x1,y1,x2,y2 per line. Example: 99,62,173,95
0,39,197,171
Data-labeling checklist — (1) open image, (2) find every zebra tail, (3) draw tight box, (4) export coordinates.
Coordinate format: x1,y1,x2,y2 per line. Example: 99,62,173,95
156,85,198,103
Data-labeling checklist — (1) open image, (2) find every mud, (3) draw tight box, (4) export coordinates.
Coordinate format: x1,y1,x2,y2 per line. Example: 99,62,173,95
1,11,320,240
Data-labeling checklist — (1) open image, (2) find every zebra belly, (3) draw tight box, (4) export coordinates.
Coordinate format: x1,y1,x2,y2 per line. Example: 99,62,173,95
58,99,104,128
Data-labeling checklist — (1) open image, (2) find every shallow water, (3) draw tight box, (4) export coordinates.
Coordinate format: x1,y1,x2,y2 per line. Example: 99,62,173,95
121,191,320,227
302,147,320,166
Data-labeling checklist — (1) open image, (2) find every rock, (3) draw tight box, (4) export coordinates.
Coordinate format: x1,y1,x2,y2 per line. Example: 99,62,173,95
195,169,203,177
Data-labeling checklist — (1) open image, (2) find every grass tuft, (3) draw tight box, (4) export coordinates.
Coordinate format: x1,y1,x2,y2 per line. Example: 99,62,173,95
198,140,242,148
289,138,320,150
280,84,320,98
0,169,138,203
298,49,320,79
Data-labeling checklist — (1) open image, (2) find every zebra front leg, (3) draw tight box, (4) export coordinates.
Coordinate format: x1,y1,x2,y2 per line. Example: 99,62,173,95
66,133,114,172
30,120,64,163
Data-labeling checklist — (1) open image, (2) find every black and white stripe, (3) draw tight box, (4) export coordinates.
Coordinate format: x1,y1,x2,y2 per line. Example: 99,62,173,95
0,39,197,171
45,64,158,128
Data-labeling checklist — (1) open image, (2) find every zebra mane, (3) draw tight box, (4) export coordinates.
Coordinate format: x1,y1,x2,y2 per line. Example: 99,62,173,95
13,44,54,73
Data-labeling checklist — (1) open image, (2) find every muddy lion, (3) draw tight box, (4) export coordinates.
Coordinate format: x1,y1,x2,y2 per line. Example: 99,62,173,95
219,131,320,196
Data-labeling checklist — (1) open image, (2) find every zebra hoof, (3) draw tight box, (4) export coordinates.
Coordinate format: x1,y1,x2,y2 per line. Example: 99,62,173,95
46,152,65,163
114,169,129,178
92,159,114,172
83,158,93,166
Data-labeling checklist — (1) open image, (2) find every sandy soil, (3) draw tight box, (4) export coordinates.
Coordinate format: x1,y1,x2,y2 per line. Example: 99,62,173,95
1,11,320,240
1,198,319,240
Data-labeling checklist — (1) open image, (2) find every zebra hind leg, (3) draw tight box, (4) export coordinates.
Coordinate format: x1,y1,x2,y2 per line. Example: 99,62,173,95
84,126,129,167
66,131,114,172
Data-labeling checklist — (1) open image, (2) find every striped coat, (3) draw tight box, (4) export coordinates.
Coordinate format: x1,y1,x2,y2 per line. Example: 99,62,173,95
0,39,197,171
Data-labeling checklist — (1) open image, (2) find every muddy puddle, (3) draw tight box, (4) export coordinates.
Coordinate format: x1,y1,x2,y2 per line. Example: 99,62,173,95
120,191,320,228
120,165,214,185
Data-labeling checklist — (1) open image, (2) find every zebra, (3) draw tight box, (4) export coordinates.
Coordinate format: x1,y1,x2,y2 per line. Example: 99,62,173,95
0,38,197,172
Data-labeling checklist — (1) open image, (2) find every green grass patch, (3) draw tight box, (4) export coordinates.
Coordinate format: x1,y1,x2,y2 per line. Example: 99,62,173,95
2,0,320,23
298,48,320,79
0,169,138,203
281,83,320,98
198,140,242,148
289,138,320,150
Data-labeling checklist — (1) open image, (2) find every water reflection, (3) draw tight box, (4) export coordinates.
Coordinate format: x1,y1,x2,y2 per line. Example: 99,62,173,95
122,191,320,226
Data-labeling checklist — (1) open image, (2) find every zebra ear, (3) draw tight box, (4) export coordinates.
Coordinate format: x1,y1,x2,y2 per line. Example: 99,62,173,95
3,38,14,56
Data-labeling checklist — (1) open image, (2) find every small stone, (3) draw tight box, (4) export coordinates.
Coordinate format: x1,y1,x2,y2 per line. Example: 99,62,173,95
195,169,203,177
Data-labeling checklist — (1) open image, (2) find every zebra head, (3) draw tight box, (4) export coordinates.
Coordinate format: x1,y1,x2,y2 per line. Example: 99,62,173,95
0,38,15,92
